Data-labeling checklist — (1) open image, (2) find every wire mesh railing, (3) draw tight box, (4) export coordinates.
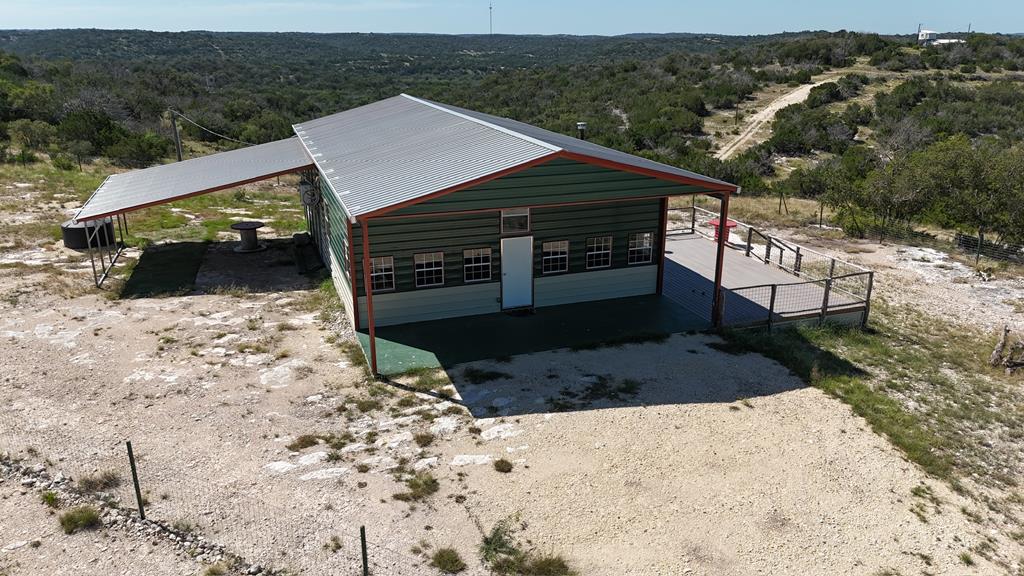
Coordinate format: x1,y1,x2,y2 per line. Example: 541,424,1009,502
669,204,874,328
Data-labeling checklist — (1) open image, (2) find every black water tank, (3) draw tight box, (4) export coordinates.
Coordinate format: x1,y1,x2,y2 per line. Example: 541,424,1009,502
61,218,116,250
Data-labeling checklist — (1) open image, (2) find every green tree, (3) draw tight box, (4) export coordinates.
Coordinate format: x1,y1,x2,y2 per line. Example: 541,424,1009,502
8,119,57,150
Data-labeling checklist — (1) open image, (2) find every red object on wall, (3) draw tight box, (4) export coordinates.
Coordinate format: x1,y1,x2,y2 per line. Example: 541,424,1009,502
708,218,738,243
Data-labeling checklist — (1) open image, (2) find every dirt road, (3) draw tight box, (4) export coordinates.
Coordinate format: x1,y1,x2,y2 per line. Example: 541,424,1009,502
715,77,838,161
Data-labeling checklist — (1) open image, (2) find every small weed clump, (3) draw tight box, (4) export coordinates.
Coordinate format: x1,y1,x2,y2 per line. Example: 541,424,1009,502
414,432,434,447
356,398,382,413
77,470,121,494
40,491,59,508
204,564,228,576
493,459,513,473
481,516,574,575
286,434,320,451
431,547,467,573
324,535,342,553
59,506,101,534
393,473,440,502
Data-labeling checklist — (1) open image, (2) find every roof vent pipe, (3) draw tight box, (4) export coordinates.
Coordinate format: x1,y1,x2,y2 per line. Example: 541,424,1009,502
576,121,588,140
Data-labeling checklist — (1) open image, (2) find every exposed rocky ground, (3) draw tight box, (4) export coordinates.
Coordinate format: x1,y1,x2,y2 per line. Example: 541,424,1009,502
0,238,1011,576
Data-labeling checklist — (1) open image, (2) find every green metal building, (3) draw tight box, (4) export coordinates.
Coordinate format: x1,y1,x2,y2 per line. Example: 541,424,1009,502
294,95,738,374
72,93,739,375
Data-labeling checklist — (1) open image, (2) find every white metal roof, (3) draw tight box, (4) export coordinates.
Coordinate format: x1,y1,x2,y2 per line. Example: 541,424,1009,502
74,137,313,222
295,94,736,219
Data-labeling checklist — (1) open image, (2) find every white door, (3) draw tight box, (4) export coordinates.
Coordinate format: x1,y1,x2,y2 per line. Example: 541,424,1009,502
501,236,533,309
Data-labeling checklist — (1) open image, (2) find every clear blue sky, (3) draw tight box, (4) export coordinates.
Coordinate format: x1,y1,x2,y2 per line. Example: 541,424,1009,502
3,0,1021,35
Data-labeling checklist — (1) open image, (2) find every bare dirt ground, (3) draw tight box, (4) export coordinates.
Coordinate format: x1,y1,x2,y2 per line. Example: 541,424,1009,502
785,231,1024,335
0,238,1009,576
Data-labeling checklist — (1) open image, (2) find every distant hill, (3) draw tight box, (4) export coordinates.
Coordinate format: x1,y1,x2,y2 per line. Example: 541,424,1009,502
0,29,813,70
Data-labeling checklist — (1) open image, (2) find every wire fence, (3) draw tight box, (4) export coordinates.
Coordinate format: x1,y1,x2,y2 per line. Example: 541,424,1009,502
0,410,455,575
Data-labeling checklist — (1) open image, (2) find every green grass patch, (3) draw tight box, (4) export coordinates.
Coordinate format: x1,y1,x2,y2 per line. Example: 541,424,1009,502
392,473,440,502
718,322,954,480
59,506,101,534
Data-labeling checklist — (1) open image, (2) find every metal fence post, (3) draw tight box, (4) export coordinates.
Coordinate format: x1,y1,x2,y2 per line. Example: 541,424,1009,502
861,271,874,329
745,227,753,258
126,441,145,520
819,279,832,325
689,205,696,234
828,258,836,279
794,247,802,275
764,241,771,265
767,284,777,332
360,525,369,576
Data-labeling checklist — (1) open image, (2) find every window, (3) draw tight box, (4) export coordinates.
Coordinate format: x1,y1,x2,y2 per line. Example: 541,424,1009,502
628,232,654,264
414,252,445,288
463,248,492,282
541,240,569,274
585,236,613,269
370,256,395,292
501,208,530,234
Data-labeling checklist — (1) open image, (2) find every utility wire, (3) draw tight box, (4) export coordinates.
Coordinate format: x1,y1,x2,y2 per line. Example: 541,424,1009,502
167,109,256,147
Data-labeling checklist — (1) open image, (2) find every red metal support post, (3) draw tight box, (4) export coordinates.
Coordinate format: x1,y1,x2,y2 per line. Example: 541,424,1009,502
656,196,668,295
711,192,731,327
360,220,378,376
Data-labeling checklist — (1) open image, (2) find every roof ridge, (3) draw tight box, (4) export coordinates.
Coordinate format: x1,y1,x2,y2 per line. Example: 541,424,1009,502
399,94,562,153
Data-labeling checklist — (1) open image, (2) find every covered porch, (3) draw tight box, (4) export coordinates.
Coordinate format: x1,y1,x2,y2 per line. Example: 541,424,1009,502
358,216,874,376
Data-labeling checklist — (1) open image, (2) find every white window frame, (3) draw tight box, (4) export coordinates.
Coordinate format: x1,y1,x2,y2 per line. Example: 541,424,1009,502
628,232,654,265
369,256,395,293
501,208,531,235
585,236,613,269
463,248,492,283
541,240,569,274
414,252,445,288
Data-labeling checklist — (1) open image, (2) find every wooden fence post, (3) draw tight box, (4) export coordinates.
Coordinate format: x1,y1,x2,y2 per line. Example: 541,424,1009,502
819,279,832,325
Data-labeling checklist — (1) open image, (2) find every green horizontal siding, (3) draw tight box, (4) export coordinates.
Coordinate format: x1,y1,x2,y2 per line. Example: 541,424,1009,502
352,212,501,298
357,283,500,328
534,266,658,308
531,199,662,276
389,158,701,216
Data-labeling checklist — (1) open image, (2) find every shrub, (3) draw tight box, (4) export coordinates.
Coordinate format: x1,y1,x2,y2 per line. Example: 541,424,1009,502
431,548,467,573
59,506,101,534
493,459,513,473
78,470,120,494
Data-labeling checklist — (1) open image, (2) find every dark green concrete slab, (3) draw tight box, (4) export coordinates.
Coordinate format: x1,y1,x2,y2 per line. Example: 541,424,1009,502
358,294,709,376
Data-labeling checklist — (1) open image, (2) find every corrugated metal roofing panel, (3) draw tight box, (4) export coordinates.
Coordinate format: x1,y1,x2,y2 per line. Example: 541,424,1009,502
293,95,559,219
75,137,313,222
297,94,735,220
426,98,736,190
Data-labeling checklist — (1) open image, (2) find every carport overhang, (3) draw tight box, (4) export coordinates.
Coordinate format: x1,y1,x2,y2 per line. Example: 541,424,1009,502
72,137,314,287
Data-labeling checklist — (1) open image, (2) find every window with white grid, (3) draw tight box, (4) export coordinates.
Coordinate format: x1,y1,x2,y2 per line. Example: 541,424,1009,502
628,232,654,264
370,256,395,292
463,248,491,282
541,240,569,274
585,236,612,269
414,252,445,288
501,208,530,234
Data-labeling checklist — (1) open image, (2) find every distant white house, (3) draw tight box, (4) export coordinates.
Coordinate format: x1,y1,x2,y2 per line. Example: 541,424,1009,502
918,27,965,46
